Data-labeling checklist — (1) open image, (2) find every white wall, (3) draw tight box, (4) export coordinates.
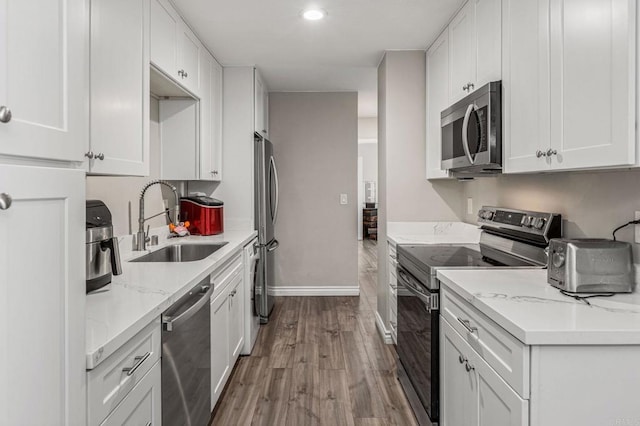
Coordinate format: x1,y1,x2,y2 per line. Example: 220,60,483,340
86,98,166,236
462,169,640,262
269,91,359,289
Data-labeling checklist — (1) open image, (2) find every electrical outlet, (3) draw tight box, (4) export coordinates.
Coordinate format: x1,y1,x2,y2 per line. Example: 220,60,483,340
340,194,348,205
636,211,640,243
467,197,473,215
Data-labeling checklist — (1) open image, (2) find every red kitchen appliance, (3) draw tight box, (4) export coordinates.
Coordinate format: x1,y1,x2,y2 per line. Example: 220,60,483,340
179,196,224,235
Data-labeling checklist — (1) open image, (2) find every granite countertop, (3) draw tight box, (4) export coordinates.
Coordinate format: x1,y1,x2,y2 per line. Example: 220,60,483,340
437,268,640,345
85,229,257,369
387,221,482,245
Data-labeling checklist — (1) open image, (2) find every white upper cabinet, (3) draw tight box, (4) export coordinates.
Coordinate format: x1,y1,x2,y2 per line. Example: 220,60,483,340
89,0,150,176
0,0,87,163
150,0,200,95
254,70,268,136
504,0,636,173
426,30,451,179
449,1,477,102
502,0,551,173
474,0,502,86
199,50,223,181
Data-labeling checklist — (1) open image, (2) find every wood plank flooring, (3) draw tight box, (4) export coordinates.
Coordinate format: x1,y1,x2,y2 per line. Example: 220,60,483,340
210,239,417,426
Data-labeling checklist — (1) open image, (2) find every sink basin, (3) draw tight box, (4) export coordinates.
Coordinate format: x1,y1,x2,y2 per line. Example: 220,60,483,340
130,242,228,263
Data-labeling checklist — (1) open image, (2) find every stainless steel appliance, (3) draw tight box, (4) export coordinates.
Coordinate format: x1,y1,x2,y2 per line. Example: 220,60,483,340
255,132,280,323
162,278,213,426
548,238,634,293
86,200,122,293
441,81,502,176
396,206,562,425
242,237,261,354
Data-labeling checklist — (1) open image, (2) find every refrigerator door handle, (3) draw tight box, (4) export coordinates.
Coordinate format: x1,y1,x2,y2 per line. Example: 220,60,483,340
267,239,279,252
269,156,279,225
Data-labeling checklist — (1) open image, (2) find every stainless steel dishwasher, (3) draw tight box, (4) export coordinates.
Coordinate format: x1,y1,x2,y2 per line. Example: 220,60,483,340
162,277,213,426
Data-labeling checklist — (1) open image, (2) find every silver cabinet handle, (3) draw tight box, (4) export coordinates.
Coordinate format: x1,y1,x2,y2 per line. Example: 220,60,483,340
546,149,557,156
95,153,105,160
178,69,184,78
468,82,475,91
536,150,547,158
0,193,12,210
457,317,478,333
230,289,237,297
462,84,469,91
465,362,475,372
0,106,12,123
145,422,151,426
211,170,219,175
85,151,94,159
122,352,151,376
459,354,466,364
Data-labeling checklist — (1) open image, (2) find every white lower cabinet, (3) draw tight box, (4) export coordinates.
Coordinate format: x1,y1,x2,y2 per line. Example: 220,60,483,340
387,242,398,343
229,272,245,359
210,286,230,409
100,361,161,426
441,319,529,426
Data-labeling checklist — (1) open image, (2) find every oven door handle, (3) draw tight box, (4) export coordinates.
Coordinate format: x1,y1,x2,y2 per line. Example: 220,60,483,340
397,268,432,306
462,103,476,165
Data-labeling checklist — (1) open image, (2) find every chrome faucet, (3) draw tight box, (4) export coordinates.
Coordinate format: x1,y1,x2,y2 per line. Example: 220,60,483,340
135,180,181,251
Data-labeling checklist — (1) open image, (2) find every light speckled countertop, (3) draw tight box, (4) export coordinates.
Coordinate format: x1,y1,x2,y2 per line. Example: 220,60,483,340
438,268,640,345
387,221,481,245
85,229,257,369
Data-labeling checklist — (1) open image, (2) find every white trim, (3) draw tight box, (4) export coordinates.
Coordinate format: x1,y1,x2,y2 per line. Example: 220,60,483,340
375,311,393,344
269,286,360,296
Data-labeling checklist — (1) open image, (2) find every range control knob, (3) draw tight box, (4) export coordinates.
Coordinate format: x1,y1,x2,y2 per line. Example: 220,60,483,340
532,217,546,230
477,209,485,219
483,210,494,220
521,216,533,227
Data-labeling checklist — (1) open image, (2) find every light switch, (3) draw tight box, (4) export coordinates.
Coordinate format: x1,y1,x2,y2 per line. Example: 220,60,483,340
340,194,348,205
467,197,473,215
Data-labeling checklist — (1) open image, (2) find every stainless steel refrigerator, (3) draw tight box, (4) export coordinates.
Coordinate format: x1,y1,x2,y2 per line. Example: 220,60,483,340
254,132,279,323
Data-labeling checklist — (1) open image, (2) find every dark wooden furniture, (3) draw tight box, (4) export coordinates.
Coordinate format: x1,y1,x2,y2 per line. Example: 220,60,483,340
363,207,378,240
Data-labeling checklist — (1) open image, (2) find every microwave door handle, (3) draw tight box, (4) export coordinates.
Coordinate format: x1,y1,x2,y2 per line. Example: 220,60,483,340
462,103,476,165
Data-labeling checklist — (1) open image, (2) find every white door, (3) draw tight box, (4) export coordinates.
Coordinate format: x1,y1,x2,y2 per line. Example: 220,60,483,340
228,273,245,360
90,0,150,176
474,0,501,87
210,291,230,409
426,30,451,180
449,1,476,102
502,0,551,173
0,0,87,162
548,0,636,170
441,320,475,426
254,71,265,135
177,25,200,94
150,0,178,76
0,165,85,426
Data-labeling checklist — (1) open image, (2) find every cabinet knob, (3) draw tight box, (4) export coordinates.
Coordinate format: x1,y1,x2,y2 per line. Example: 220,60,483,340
462,84,469,91
546,149,557,157
211,170,218,175
536,150,547,158
458,354,466,364
0,106,12,123
465,362,475,372
230,289,237,297
95,152,105,160
0,193,12,210
85,151,94,159
178,69,184,78
468,82,474,91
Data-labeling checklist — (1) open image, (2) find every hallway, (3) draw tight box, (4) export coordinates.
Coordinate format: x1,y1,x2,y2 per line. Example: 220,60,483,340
210,240,417,425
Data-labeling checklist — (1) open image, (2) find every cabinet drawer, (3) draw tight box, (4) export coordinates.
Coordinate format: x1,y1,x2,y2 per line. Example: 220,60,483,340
210,252,242,290
88,319,162,425
441,287,529,398
100,360,161,426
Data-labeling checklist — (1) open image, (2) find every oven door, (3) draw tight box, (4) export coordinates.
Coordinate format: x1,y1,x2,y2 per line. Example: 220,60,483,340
396,264,439,423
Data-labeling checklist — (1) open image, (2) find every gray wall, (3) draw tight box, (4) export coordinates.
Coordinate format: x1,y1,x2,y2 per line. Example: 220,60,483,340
377,51,465,327
86,98,166,236
462,169,640,262
359,143,378,184
269,92,359,289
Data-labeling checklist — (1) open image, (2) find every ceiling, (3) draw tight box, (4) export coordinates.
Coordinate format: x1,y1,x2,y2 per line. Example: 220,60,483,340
173,0,465,117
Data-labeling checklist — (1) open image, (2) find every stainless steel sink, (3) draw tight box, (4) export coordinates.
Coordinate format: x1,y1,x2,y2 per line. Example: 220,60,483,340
130,243,228,263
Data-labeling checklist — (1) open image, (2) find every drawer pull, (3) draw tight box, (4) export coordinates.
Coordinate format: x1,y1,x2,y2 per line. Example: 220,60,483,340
122,352,151,376
457,317,478,333
458,354,466,364
145,423,151,426
465,362,475,372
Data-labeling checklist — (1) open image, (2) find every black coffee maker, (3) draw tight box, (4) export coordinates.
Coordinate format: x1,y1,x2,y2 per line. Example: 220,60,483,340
86,200,122,293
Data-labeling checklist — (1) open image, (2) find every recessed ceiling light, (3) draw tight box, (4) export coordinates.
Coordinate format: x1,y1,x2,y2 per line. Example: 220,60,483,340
302,9,326,21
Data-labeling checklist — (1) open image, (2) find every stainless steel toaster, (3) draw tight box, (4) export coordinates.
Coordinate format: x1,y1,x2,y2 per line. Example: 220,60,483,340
547,238,634,293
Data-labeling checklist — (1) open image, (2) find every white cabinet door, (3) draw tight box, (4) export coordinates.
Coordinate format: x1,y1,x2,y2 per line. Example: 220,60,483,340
548,0,636,170
441,320,476,426
228,273,245,360
100,361,162,426
474,0,501,87
150,0,178,77
89,0,150,176
449,1,476,102
177,24,200,95
198,51,223,181
254,70,266,135
0,165,85,426
502,0,551,173
210,290,230,410
160,99,198,180
0,0,87,163
426,30,451,180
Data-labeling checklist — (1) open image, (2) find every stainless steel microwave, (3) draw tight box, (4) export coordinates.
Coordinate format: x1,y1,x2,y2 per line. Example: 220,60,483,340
441,81,502,176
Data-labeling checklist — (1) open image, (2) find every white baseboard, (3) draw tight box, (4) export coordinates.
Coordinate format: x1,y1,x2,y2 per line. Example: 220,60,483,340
269,286,360,296
375,311,393,344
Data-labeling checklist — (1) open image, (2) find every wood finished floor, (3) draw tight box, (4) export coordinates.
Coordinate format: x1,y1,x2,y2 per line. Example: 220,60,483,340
210,239,418,426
